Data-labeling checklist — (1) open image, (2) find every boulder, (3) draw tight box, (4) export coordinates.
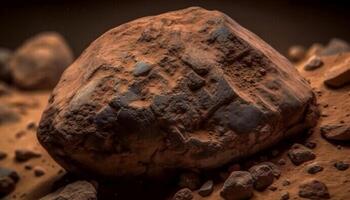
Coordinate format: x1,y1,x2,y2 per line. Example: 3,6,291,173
39,181,97,200
37,7,318,178
9,32,73,90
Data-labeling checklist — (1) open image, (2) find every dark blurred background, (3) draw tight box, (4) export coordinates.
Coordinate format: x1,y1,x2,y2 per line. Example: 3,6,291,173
1,0,349,56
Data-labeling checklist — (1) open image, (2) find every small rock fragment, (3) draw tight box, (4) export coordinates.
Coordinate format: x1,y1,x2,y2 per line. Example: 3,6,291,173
269,186,277,191
198,180,213,197
0,151,7,160
334,161,349,171
249,163,275,191
280,191,290,200
282,180,291,187
33,166,46,177
26,121,37,130
298,179,330,199
39,180,97,200
304,56,323,71
321,124,350,141
220,171,254,200
324,59,350,88
172,188,193,200
304,141,317,149
0,167,19,198
133,62,152,77
15,149,41,162
178,172,201,190
288,144,316,165
319,38,350,56
278,159,286,166
288,45,306,62
306,163,323,174
0,105,20,125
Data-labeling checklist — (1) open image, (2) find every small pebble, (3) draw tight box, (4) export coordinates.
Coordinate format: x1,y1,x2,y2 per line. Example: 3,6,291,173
33,166,46,177
281,191,290,200
334,161,349,171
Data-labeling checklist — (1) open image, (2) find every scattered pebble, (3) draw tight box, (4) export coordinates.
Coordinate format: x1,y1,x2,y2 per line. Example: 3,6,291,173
321,124,350,141
15,149,41,162
26,122,37,130
304,141,317,149
287,45,306,62
268,186,277,191
0,151,7,160
282,179,291,186
304,56,323,71
288,144,316,165
220,171,253,200
249,163,275,191
298,179,330,199
0,167,19,198
324,58,350,88
306,162,323,174
278,159,286,166
280,191,290,200
334,161,349,171
178,172,201,190
33,166,46,177
198,180,213,197
173,188,193,200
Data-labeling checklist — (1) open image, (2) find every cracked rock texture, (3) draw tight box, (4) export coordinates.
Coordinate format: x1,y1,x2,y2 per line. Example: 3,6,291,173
37,7,318,178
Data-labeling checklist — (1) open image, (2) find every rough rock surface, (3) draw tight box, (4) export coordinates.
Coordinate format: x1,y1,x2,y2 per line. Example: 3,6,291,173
9,32,73,90
220,171,254,200
39,181,97,200
37,7,318,178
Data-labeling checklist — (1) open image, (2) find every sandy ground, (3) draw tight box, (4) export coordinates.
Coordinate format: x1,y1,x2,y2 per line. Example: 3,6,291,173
0,53,350,200
0,91,63,200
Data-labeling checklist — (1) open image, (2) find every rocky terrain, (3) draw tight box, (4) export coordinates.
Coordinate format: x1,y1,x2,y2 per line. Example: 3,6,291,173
0,7,349,200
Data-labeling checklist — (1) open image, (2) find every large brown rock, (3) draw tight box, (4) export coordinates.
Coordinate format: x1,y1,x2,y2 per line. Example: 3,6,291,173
37,7,318,178
9,32,73,90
